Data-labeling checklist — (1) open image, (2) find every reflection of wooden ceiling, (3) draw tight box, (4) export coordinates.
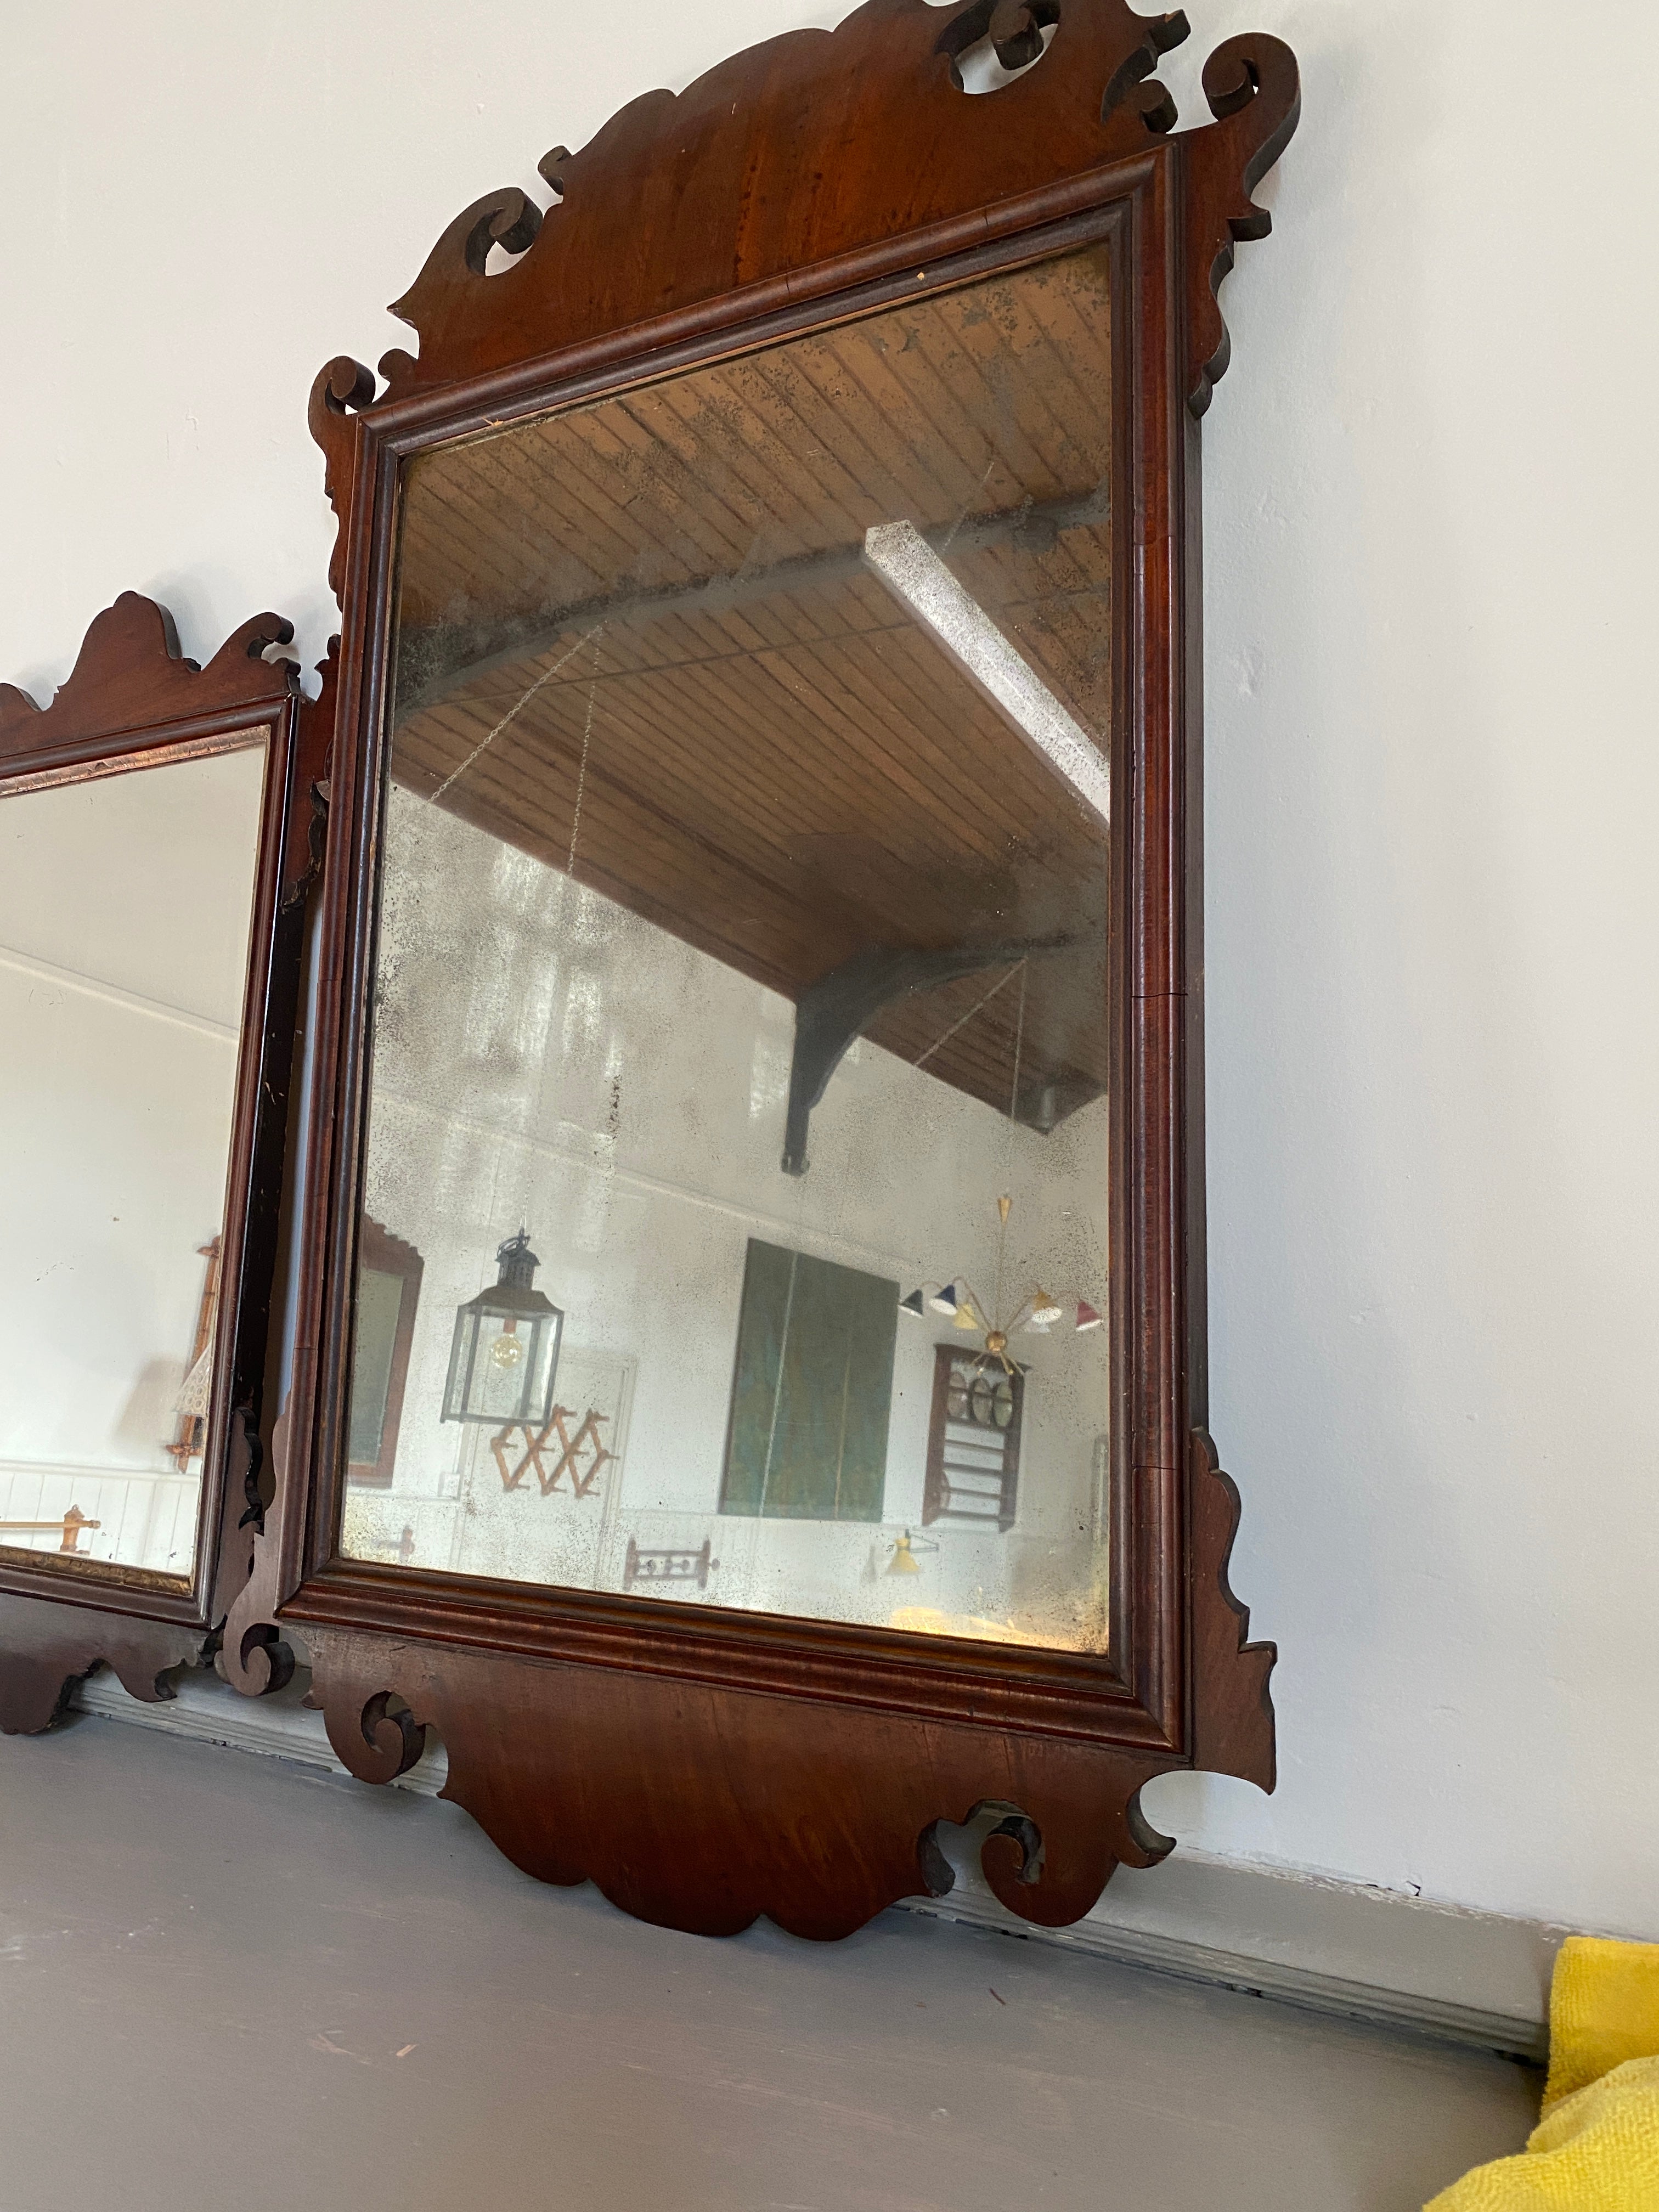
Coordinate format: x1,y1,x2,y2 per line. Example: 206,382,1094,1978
389,248,1115,1127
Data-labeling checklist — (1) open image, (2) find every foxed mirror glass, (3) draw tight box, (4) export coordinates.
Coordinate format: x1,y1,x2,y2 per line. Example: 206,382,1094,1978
0,737,268,1582
342,244,1115,1651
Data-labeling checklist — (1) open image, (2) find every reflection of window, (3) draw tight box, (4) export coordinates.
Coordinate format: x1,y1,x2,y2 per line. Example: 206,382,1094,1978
720,1240,897,1522
923,1347,1023,1530
347,1217,424,1488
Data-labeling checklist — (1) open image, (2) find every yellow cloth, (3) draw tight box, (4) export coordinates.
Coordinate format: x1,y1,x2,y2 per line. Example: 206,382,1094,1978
1426,1937,1659,2209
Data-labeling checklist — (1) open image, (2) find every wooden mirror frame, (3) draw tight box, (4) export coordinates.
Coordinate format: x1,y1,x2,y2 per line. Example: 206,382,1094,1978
239,0,1300,1939
0,595,334,1734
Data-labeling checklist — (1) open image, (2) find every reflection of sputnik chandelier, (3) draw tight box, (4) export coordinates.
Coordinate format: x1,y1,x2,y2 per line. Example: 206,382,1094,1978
899,1194,1102,1375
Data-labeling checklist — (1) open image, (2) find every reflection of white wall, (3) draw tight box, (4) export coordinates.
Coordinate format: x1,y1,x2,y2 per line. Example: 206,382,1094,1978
348,788,1110,1639
0,746,269,1025
0,744,266,1575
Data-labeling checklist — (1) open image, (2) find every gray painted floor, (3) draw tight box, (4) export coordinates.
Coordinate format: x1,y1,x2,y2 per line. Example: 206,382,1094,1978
1,1718,1535,2212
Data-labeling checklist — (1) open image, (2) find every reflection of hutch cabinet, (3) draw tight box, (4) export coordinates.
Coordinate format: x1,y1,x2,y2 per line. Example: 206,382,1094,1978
346,1216,424,1489
922,1345,1024,1532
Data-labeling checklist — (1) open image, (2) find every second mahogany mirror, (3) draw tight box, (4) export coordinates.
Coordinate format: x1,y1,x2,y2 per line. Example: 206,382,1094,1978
0,593,332,1737
0,738,268,1582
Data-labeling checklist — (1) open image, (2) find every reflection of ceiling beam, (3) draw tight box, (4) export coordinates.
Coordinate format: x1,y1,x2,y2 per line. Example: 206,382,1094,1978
862,522,1111,828
394,484,1111,719
782,936,1075,1176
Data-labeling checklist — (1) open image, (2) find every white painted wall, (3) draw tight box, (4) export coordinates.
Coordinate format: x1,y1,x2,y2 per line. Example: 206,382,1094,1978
4,0,1655,1939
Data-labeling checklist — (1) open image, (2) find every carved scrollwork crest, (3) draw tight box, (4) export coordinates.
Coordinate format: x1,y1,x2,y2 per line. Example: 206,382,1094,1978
0,593,296,759
307,0,1297,601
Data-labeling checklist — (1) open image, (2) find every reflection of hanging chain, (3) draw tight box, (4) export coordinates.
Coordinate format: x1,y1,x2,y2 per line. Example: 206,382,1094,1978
1007,959,1028,1122
566,639,600,874
912,958,1025,1073
431,622,603,803
429,622,607,1310
512,627,606,1233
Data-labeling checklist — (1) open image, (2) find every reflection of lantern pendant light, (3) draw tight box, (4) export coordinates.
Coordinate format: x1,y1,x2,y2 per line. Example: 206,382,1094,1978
441,1229,563,1426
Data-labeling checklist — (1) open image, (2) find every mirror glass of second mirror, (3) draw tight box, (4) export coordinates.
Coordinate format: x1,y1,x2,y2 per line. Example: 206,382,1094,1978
344,245,1117,1652
0,737,269,1582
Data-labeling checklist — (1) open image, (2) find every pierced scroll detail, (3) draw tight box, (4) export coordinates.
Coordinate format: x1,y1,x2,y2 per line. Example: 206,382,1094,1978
1188,1424,1277,1787
346,1690,430,1782
1183,33,1301,414
216,1390,297,1698
280,638,339,906
308,360,377,608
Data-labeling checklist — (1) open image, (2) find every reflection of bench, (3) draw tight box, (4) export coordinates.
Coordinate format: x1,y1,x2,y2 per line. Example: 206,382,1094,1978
624,1537,717,1591
0,1504,101,1553
360,1524,417,1566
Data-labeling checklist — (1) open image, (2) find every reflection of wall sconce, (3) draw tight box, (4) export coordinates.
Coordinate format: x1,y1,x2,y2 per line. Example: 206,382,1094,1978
442,1230,563,1426
886,1528,941,1576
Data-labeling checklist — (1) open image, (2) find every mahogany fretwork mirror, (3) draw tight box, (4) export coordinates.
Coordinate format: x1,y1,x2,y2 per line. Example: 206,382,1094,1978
0,596,332,1733
242,0,1299,1938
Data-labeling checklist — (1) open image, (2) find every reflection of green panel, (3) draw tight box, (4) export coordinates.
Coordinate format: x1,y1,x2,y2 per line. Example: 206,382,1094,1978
720,1240,898,1522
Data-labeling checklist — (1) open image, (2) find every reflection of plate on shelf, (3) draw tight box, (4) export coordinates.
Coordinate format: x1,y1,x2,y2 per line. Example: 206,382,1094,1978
945,1367,1015,1431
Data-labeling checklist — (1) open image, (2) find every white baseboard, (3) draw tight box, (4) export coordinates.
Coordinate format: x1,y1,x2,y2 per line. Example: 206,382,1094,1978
70,1666,1556,2062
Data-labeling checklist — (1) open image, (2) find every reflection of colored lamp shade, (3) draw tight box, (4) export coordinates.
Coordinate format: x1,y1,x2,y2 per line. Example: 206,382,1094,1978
928,1283,961,1318
1028,1289,1063,1329
887,1530,936,1576
899,1288,928,1318
442,1230,563,1425
1075,1299,1104,1333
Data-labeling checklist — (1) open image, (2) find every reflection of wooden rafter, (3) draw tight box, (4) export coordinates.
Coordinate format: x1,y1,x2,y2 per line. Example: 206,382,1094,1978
395,487,1110,721
490,1407,614,1498
0,1504,101,1554
782,936,1076,1174
167,1237,222,1469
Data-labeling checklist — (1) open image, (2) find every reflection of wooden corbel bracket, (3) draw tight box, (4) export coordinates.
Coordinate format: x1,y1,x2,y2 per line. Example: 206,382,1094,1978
780,938,1068,1176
